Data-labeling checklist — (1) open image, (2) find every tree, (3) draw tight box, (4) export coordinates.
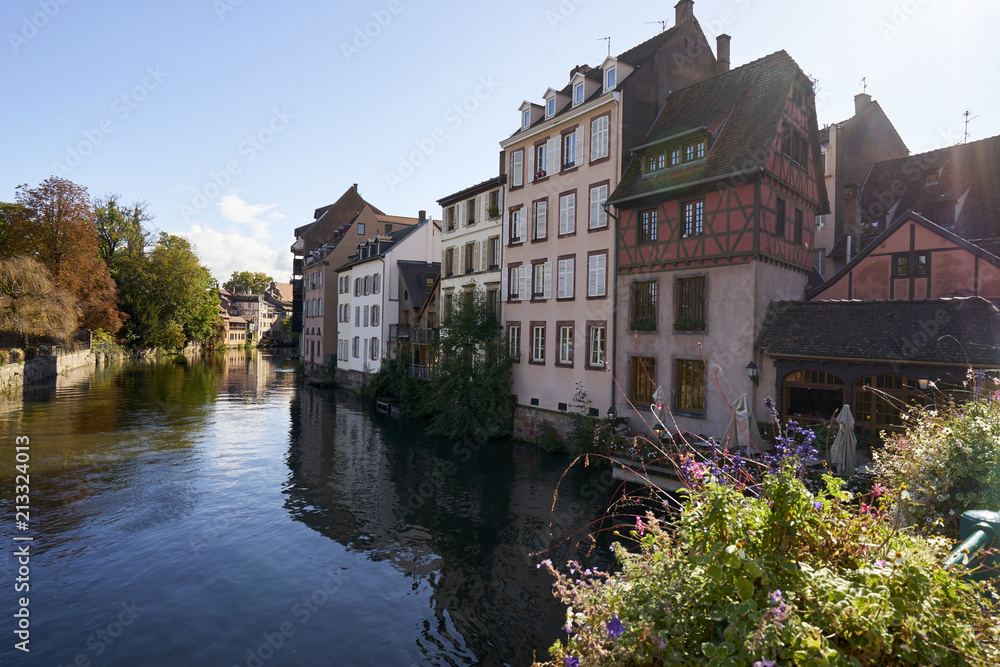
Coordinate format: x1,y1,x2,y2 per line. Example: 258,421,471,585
426,285,513,440
223,271,273,294
0,256,78,346
93,194,152,272
10,177,125,333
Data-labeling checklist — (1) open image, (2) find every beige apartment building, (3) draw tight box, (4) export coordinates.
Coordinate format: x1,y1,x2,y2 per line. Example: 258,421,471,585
498,0,721,438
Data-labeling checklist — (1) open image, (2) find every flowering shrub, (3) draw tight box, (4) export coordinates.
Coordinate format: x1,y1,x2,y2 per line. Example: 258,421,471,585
874,379,1000,538
7,348,24,363
0,349,8,365
537,464,1000,666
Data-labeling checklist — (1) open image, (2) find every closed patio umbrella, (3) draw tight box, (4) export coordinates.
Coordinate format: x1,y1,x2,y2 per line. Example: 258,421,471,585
721,393,765,454
829,404,858,477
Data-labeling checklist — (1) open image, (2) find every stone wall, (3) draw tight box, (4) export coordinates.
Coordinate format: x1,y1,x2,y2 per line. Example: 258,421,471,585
512,405,578,443
0,349,95,393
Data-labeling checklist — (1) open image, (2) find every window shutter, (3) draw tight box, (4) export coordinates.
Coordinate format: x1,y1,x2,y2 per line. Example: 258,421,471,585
543,262,552,299
512,151,523,187
473,242,480,273
503,210,510,244
527,147,535,182
501,267,508,300
548,137,559,174
589,187,600,228
537,202,546,239
518,266,528,301
518,211,526,242
459,245,465,273
575,128,584,167
567,193,576,234
591,120,599,161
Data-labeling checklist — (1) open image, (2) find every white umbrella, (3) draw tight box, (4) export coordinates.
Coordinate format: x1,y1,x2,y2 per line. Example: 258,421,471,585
721,393,765,454
829,404,858,476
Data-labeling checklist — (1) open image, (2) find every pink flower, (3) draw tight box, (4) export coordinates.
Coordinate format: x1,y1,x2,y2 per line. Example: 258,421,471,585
635,515,645,536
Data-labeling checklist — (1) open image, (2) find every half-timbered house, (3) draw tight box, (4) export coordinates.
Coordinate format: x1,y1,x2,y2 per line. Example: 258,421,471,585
605,50,829,437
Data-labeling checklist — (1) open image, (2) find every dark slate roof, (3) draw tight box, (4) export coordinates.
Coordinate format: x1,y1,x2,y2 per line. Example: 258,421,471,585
334,222,422,272
756,297,1000,367
295,185,383,238
617,21,689,65
437,174,506,206
608,51,822,207
397,261,441,311
860,134,1000,241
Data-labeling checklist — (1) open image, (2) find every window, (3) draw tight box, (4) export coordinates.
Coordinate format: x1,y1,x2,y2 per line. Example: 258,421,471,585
467,198,476,225
589,184,607,229
587,252,606,298
371,305,379,327
488,190,500,217
775,197,786,238
647,153,665,171
364,275,370,295
352,336,360,358
781,125,809,166
557,257,574,299
509,208,525,244
370,337,379,361
631,357,656,405
532,325,545,362
488,236,500,269
814,249,826,278
533,200,547,240
574,83,584,104
682,200,704,237
486,289,499,320
373,273,380,294
893,252,930,277
559,192,576,235
508,324,521,359
338,340,348,362
670,148,680,165
354,278,361,297
535,143,547,179
357,223,365,235
684,141,705,162
523,109,530,128
676,277,706,329
533,261,551,299
676,359,705,415
563,132,576,169
445,206,456,231
588,325,606,367
794,208,803,245
363,305,369,327
631,280,657,330
558,326,573,364
354,306,360,327
591,116,609,161
445,247,455,276
547,97,556,117
464,242,475,273
606,66,616,90
444,292,453,317
638,208,657,243
318,272,323,287
511,150,524,188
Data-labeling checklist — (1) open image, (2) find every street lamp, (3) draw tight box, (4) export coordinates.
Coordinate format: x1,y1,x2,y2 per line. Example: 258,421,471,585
746,361,759,387
607,406,617,421
918,371,930,391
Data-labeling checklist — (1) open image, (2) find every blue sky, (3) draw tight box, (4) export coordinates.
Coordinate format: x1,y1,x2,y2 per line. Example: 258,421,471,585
3,0,996,284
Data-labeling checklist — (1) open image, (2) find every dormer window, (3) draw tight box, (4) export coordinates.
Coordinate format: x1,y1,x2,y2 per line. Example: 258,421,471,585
605,67,616,90
685,141,705,161
670,148,681,165
547,98,556,117
523,109,530,129
574,83,584,105
647,153,665,172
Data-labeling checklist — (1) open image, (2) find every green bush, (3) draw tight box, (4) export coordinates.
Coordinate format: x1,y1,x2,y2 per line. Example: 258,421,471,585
874,379,1000,538
8,348,23,362
535,425,565,453
0,349,8,365
538,464,1000,666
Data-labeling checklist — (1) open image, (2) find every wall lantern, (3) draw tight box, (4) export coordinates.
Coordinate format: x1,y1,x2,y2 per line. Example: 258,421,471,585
607,406,617,421
746,361,759,386
918,371,930,391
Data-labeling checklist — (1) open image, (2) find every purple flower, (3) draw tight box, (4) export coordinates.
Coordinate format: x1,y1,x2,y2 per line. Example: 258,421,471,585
753,660,777,667
607,613,625,639
812,501,822,511
635,515,645,536
565,657,580,667
769,589,783,604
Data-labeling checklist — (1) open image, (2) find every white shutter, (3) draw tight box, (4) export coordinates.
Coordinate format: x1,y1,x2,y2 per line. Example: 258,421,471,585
518,210,526,242
567,193,575,234
589,187,600,228
537,201,546,239
575,128,584,167
558,258,574,299
591,120,599,161
512,151,523,187
588,253,606,297
501,267,508,300
473,242,480,273
503,210,510,244
548,137,559,174
527,147,535,182
543,262,552,299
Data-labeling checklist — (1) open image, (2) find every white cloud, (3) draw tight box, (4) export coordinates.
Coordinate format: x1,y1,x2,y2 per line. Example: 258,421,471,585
217,193,284,239
184,224,292,286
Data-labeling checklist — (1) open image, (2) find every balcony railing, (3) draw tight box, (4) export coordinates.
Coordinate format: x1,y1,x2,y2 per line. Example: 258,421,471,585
389,324,410,340
409,364,433,380
411,328,437,345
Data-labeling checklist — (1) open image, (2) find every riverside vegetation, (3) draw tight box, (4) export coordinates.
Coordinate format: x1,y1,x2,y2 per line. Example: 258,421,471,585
535,374,1000,666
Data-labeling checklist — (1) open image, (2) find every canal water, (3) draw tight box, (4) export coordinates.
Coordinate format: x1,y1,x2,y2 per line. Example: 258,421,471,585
0,350,618,666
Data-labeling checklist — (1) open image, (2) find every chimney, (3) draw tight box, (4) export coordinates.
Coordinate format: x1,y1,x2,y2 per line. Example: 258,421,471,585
675,0,694,24
854,93,872,116
843,183,860,261
418,210,426,223
716,34,731,75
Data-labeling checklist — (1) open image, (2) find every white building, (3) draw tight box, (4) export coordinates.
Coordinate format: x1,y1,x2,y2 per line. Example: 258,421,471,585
336,216,441,380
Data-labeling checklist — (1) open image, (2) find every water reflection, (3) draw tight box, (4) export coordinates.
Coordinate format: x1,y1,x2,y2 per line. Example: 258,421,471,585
285,386,615,664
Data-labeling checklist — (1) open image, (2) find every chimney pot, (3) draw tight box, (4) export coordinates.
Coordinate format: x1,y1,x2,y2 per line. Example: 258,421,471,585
419,210,426,223
716,34,731,75
854,93,872,116
675,0,694,24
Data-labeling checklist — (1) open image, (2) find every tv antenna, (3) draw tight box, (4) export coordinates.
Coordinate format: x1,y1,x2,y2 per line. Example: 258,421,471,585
597,36,610,58
646,20,667,32
859,77,867,94
963,110,980,143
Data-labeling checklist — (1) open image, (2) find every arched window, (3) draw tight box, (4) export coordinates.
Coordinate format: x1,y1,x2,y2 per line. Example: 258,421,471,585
782,370,845,425
853,375,924,435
